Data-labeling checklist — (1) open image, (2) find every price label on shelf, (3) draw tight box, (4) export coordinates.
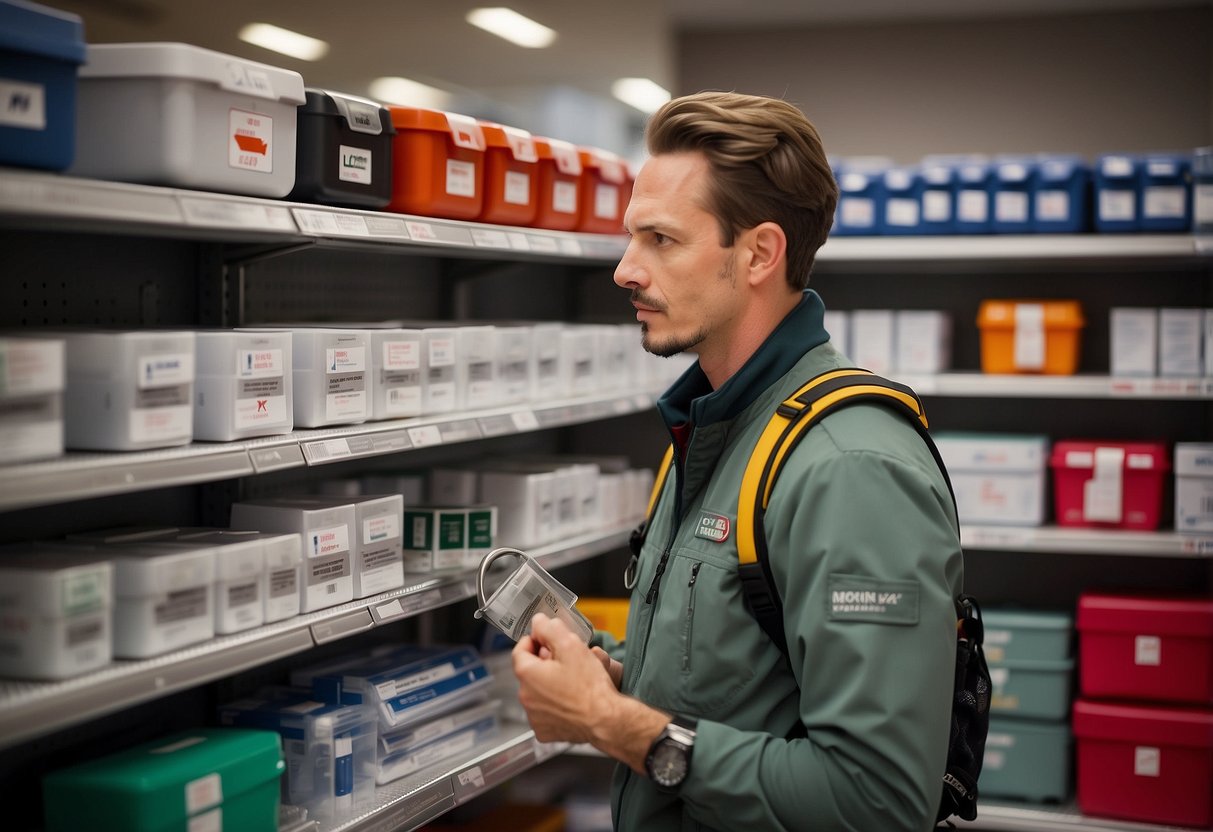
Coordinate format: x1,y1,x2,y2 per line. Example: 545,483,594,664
511,410,540,431
179,196,296,232
302,438,353,464
470,228,511,248
407,424,443,447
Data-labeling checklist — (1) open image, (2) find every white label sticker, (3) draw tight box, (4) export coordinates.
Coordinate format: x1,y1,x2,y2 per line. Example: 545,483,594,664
1135,634,1162,665
131,404,191,444
594,183,619,219
428,337,455,367
234,393,287,429
922,190,951,223
0,78,46,129
446,159,476,197
384,339,420,371
1036,190,1071,222
338,144,372,184
364,513,401,545
1100,190,1136,221
841,197,874,227
229,108,273,173
504,170,531,205
458,765,486,788
1143,186,1185,219
185,772,223,813
385,384,421,416
552,180,578,214
886,198,919,227
1013,304,1045,370
326,346,366,374
308,524,350,557
958,190,989,223
237,348,283,378
139,353,194,389
1196,183,1213,225
1084,446,1125,522
1134,746,1161,777
995,191,1029,223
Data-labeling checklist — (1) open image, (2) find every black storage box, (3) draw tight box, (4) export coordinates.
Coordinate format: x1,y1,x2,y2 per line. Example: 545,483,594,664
290,88,395,208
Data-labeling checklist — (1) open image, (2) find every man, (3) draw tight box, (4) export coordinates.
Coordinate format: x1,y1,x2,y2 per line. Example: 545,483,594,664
513,91,963,832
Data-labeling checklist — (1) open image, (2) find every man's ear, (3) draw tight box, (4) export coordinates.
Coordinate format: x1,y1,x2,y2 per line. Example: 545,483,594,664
742,221,787,288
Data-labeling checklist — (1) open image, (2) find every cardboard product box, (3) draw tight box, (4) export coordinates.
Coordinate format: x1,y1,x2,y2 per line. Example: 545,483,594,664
43,728,284,832
977,299,1084,375
935,433,1050,526
1077,592,1213,705
368,328,423,421
179,530,302,625
478,121,539,226
493,325,533,406
0,336,65,462
289,88,395,209
980,717,1072,803
466,505,498,571
377,698,501,786
386,106,485,220
1050,440,1169,530
823,310,851,360
169,532,266,635
290,329,370,428
402,505,468,572
419,326,460,415
346,494,405,598
1158,308,1203,377
70,42,305,197
1073,699,1213,828
560,326,598,398
1175,442,1213,533
193,329,293,441
530,322,564,400
1109,308,1158,377
0,543,112,680
479,468,557,547
361,471,426,505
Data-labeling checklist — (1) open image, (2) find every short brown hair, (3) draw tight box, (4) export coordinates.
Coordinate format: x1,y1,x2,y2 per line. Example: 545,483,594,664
646,91,837,290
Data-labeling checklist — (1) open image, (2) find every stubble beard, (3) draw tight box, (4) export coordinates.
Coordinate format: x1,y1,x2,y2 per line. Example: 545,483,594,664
636,250,733,358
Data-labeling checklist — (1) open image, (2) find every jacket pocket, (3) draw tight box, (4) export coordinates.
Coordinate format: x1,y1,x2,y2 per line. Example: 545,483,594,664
681,561,702,672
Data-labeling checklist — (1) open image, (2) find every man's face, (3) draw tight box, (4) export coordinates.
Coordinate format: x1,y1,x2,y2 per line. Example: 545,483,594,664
614,152,740,359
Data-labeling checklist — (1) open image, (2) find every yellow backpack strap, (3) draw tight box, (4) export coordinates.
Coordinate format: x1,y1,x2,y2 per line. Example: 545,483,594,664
736,369,946,653
626,444,675,587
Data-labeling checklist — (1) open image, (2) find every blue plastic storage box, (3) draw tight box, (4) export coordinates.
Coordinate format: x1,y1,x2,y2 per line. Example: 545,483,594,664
1095,154,1140,232
992,159,1035,234
1140,153,1192,232
0,0,85,171
954,161,994,234
919,162,955,235
880,167,922,235
834,168,884,236
1033,156,1091,234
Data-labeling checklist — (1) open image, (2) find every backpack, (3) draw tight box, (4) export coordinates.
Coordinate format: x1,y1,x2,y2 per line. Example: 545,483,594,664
629,368,992,826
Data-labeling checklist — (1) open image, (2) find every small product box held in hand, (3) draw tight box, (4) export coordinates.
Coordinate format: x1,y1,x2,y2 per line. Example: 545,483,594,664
977,299,1084,375
1050,440,1168,530
43,727,284,832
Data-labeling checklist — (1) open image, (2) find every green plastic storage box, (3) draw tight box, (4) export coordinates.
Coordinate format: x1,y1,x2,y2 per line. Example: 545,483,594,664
43,727,284,832
989,657,1075,720
981,716,1072,803
983,608,1074,664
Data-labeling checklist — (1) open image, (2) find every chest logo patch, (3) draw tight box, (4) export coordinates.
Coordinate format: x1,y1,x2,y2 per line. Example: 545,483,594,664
694,511,731,543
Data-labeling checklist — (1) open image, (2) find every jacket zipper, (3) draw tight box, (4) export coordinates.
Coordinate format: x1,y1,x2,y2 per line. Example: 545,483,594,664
682,561,702,672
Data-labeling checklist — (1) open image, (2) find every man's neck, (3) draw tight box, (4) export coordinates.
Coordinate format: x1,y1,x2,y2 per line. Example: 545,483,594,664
697,289,802,389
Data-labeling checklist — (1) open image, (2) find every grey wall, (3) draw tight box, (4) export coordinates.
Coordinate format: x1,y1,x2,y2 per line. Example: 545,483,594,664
677,7,1211,162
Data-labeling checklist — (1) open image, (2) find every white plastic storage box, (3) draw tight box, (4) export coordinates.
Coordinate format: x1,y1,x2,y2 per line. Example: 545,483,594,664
419,326,460,415
289,328,370,428
459,325,498,410
0,544,112,680
334,494,404,598
229,499,355,613
174,532,265,634
495,326,533,406
70,42,305,197
59,330,195,451
894,310,951,374
369,328,422,421
290,88,395,209
0,336,65,462
981,717,1072,803
530,322,563,400
193,329,293,441
1175,442,1213,533
106,542,216,658
0,0,85,170
935,433,1050,526
1110,308,1158,377
180,529,302,624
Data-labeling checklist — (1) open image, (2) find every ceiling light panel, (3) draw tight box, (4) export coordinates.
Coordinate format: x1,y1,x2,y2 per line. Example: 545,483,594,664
466,7,557,48
238,23,329,61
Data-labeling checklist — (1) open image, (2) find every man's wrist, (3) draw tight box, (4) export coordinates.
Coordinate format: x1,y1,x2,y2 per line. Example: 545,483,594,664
590,695,672,773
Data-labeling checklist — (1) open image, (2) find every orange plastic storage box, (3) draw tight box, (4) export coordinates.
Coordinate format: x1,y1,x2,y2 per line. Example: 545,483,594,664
577,146,628,234
1077,592,1213,704
386,107,485,220
1050,440,1169,530
1072,699,1213,828
577,597,630,641
977,299,1084,374
531,136,582,230
478,121,539,226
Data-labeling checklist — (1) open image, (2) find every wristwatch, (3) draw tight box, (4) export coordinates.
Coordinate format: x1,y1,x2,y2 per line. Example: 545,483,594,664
644,715,697,790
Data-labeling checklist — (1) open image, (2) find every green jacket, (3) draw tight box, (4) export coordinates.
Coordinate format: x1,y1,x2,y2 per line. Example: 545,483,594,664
602,291,964,831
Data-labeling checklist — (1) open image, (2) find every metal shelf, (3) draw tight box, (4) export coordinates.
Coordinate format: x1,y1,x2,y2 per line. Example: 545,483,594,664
819,233,1208,263
958,801,1207,832
961,525,1213,558
0,523,634,751
0,390,657,511
901,373,1213,399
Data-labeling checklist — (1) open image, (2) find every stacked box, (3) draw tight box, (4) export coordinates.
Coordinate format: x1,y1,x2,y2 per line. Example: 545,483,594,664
935,433,1049,526
194,330,293,441
0,336,65,462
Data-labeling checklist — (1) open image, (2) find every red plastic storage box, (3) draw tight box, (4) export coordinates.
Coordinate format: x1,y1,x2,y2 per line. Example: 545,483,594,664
532,136,582,230
478,121,538,226
1050,440,1169,530
1077,593,1213,704
1072,699,1213,828
577,146,628,234
386,107,485,220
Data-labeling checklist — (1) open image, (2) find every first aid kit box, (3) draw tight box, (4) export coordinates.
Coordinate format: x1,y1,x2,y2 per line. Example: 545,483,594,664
58,329,195,451
1073,699,1213,828
531,136,582,231
1077,592,1213,704
982,609,1073,664
991,159,1034,234
0,0,85,171
71,42,305,197
43,727,284,832
977,299,1084,375
0,544,112,680
1141,153,1192,233
1050,440,1168,530
0,336,65,462
1175,442,1213,533
1095,154,1141,232
290,88,395,209
193,329,293,441
981,717,1071,803
290,328,370,428
387,106,485,219
934,433,1049,526
1034,155,1091,234
479,121,539,226
577,146,627,234
106,542,216,658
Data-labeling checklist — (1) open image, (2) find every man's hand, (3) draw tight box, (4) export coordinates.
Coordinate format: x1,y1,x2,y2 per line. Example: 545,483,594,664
591,645,624,691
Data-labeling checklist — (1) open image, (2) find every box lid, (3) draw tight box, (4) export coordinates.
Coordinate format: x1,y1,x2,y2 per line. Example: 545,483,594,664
934,432,1049,472
1143,154,1191,179
387,106,485,151
920,164,953,186
976,299,1085,330
883,167,917,192
534,136,582,174
1049,440,1170,472
43,728,283,824
956,162,992,184
480,122,538,163
1036,156,1089,183
578,147,626,183
0,544,112,617
80,42,305,105
1072,699,1213,749
838,170,879,193
1175,442,1213,477
301,88,393,137
109,543,216,596
0,0,84,64
1098,153,1139,179
1077,593,1213,638
995,160,1034,183
983,608,1073,632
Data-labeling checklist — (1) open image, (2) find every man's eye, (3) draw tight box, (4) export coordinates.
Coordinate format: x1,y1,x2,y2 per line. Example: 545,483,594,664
653,232,668,245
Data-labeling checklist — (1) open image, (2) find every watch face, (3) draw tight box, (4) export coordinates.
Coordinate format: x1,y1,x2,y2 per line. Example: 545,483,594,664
651,740,689,787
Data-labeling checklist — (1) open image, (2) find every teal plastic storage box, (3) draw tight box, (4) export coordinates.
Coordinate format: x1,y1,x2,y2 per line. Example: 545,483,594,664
0,0,85,170
989,656,1074,721
981,716,1072,803
983,609,1074,665
43,727,284,832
